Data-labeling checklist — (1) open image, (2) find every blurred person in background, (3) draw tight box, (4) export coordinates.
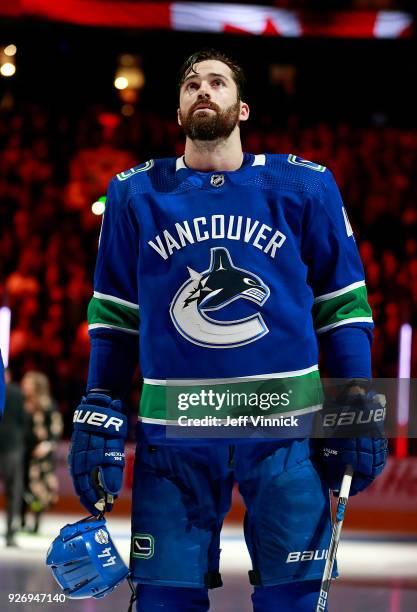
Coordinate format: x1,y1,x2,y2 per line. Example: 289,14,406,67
0,349,4,418
21,371,63,534
0,368,26,546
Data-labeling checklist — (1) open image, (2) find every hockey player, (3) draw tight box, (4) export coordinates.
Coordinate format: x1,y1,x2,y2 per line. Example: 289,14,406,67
69,50,387,611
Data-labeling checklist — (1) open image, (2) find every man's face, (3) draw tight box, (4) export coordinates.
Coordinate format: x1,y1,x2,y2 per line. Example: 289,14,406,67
178,59,249,141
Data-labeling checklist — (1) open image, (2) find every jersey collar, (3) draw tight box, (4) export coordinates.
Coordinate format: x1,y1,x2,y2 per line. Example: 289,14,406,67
175,153,266,172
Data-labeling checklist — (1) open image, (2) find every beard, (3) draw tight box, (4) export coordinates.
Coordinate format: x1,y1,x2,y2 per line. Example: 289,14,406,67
179,99,241,141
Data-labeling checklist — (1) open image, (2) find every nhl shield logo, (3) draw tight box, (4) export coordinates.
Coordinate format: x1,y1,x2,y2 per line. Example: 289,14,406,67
210,174,225,187
170,247,270,348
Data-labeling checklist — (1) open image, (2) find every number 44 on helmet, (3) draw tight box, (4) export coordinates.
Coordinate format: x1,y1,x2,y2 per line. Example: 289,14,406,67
46,515,136,608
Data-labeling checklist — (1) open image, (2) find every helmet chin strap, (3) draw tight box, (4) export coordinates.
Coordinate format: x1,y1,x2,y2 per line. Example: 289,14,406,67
126,576,138,612
90,471,137,612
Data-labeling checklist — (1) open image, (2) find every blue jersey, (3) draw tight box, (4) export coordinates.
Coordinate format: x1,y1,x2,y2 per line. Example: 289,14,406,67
87,153,373,435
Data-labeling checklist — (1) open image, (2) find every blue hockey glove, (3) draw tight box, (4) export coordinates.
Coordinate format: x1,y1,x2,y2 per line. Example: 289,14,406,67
69,393,128,515
318,390,388,496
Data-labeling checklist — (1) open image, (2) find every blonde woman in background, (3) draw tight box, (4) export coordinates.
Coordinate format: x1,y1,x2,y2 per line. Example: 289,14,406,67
21,371,63,534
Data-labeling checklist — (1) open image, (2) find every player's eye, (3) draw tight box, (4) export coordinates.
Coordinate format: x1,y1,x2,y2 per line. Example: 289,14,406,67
187,82,199,91
243,278,258,286
212,79,224,87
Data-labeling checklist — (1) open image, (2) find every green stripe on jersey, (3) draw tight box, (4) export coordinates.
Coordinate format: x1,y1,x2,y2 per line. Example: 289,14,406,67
313,285,372,334
87,296,139,332
138,369,323,423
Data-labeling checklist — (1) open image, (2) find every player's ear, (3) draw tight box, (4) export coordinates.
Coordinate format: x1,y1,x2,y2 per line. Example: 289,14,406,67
240,101,250,122
177,108,182,126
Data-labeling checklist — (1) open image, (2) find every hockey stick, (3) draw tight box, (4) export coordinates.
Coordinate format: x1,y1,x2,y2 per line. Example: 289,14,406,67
316,464,353,612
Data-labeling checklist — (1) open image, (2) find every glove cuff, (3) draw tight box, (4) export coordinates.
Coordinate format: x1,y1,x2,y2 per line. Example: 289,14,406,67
84,392,124,413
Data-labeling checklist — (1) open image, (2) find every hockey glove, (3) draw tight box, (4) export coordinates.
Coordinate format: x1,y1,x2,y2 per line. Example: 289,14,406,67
69,393,127,515
318,390,388,496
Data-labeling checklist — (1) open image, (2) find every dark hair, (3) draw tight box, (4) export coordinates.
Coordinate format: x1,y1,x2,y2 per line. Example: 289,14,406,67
177,49,246,100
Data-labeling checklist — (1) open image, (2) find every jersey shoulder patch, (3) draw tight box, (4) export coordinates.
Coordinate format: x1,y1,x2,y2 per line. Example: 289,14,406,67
116,160,154,181
287,154,326,173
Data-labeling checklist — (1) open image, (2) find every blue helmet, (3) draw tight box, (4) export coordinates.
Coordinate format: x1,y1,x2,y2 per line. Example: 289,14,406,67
46,515,129,599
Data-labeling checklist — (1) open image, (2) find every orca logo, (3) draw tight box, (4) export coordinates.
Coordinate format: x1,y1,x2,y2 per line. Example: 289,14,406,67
170,247,270,348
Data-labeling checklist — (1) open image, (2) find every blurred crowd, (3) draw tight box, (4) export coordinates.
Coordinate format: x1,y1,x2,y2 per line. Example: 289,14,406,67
0,370,62,545
0,104,416,434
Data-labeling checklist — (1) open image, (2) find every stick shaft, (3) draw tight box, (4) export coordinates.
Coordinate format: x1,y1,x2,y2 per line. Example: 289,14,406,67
316,465,353,612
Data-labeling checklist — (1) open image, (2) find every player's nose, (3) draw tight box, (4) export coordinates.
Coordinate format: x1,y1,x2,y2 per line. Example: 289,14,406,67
197,82,211,97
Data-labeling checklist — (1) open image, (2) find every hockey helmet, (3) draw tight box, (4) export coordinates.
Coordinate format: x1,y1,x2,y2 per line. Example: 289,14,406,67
46,515,129,599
